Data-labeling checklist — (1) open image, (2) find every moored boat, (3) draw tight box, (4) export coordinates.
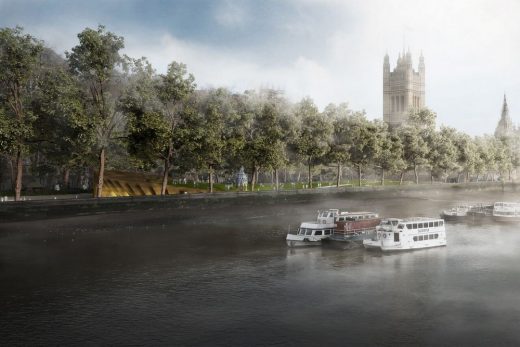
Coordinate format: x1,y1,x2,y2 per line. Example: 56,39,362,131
492,202,520,222
363,217,447,251
285,209,339,247
440,205,470,221
466,203,494,222
328,211,381,244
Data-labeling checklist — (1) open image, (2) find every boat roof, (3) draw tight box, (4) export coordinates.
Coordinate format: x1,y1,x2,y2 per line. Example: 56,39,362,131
300,222,336,229
400,217,444,223
338,211,377,215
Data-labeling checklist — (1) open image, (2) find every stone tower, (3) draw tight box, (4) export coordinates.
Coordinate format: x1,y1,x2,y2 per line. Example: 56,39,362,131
383,50,425,126
494,94,513,138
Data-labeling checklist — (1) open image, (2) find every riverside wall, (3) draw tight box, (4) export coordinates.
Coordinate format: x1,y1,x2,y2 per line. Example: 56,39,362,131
0,181,518,222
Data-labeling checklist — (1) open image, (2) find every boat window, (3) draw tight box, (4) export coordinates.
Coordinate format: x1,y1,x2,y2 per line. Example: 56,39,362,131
439,221,444,226
324,230,331,235
299,228,305,235
419,235,423,241
406,224,411,229
315,230,323,236
413,223,418,229
418,223,423,228
429,234,434,239
413,236,417,241
435,234,439,239
398,224,404,229
434,221,439,227
339,217,344,221
429,222,433,227
306,229,312,235
392,220,398,226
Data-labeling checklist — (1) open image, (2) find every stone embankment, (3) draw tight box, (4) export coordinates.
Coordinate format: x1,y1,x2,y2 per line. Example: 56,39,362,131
0,181,516,222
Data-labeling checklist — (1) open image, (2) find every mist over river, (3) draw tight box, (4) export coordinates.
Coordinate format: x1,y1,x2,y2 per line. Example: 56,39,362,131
2,189,520,345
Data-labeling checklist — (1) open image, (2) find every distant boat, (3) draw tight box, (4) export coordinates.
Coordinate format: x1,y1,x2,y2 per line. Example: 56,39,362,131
440,205,471,221
492,202,520,222
363,217,447,251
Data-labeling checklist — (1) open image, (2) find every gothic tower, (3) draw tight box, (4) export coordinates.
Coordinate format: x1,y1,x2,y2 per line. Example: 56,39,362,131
383,50,425,126
494,94,513,138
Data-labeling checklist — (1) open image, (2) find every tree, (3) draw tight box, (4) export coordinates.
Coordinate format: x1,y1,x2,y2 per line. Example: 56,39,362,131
399,108,436,184
0,27,43,200
347,114,379,186
155,62,196,194
120,58,174,188
32,63,95,188
327,116,351,187
293,98,332,188
429,126,458,182
66,25,125,197
374,123,405,185
175,91,227,193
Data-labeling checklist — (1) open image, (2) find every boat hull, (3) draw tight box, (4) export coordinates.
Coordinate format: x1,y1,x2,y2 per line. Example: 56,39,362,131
493,215,520,223
286,233,328,247
381,242,447,252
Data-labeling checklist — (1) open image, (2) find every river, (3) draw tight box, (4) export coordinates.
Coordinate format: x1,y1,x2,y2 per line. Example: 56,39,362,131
1,189,520,345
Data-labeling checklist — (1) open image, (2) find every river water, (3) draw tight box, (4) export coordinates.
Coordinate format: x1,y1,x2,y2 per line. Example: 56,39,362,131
2,190,520,345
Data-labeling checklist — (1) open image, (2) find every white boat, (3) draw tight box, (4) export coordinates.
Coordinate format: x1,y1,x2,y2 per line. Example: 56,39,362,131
363,217,447,251
285,209,339,247
492,202,520,222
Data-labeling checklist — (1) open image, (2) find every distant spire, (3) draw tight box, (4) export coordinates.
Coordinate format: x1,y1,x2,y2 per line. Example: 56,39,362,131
495,94,513,138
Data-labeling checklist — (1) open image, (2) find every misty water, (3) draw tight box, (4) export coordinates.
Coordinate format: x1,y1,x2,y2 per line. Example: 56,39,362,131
2,189,520,345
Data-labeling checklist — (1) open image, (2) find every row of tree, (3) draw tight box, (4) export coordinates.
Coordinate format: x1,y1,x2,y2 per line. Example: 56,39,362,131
1,26,519,200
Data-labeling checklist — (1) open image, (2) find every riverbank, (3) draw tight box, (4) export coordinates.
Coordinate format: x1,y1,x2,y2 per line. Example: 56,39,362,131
0,181,518,222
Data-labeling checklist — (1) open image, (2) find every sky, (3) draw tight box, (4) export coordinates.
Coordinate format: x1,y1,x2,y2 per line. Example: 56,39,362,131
1,0,520,135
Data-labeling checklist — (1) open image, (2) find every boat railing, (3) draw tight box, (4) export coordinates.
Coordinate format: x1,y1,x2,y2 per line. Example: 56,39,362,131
333,227,377,236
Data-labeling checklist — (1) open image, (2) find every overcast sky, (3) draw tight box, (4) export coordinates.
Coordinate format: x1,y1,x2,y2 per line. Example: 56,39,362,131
1,0,519,135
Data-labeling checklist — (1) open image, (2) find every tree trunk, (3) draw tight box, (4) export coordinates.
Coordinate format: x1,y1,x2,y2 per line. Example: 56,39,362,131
466,171,470,182
96,147,105,198
284,167,287,183
358,165,362,187
297,170,301,182
336,164,341,187
414,164,419,184
63,168,70,189
399,171,405,185
275,169,279,191
308,160,312,188
381,168,385,186
14,149,23,201
161,144,173,195
251,166,258,191
430,170,434,184
7,157,15,192
209,165,214,193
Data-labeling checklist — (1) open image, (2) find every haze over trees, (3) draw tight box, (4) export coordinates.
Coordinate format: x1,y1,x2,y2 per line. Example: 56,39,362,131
1,25,519,199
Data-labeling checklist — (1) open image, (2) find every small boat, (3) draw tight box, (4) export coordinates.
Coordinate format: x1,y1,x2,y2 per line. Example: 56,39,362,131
363,217,447,251
492,202,520,222
440,205,471,221
285,209,339,247
328,211,381,244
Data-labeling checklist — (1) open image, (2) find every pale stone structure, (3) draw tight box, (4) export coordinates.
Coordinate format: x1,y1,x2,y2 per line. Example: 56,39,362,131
494,95,513,138
383,50,425,126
